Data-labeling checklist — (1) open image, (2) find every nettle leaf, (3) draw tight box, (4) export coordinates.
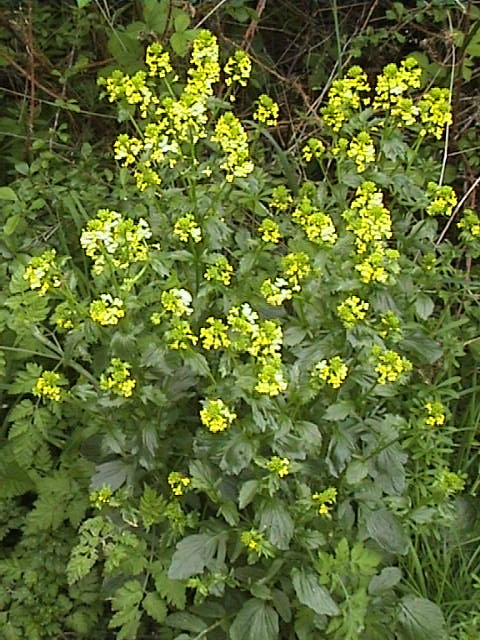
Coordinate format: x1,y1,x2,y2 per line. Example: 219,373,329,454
258,500,294,550
292,569,339,617
364,507,408,555
397,596,447,640
230,598,279,640
168,532,227,580
220,431,254,474
91,459,131,492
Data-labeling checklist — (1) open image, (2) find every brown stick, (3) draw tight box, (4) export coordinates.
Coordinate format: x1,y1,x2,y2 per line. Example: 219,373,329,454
241,0,267,51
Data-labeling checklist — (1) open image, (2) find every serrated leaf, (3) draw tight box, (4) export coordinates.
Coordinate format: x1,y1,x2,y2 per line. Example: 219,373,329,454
365,507,408,555
151,564,186,610
230,598,279,640
258,500,294,550
324,401,355,421
0,458,34,498
91,459,130,491
143,592,167,623
397,596,447,640
168,533,225,580
292,569,339,616
109,580,143,639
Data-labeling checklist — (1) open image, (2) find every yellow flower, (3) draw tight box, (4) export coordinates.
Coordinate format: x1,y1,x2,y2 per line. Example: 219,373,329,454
166,320,198,350
200,399,236,433
258,219,282,244
312,487,337,517
260,278,292,306
267,456,291,477
336,296,369,329
224,50,252,88
23,249,62,296
161,288,193,317
253,94,279,127
168,472,191,496
371,345,412,385
302,138,325,162
33,370,66,402
255,356,287,396
423,402,445,428
204,257,233,285
200,317,231,350
89,294,125,326
312,356,348,389
173,213,202,243
211,112,254,182
99,358,136,398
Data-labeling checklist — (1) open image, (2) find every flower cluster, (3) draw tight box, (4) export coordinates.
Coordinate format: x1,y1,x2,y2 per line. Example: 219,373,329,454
168,472,191,496
53,302,76,331
224,50,251,88
343,182,398,284
334,132,375,173
165,320,198,350
89,294,125,326
145,42,174,78
292,196,337,246
371,345,412,385
321,66,371,131
200,399,236,433
173,213,202,243
377,310,402,340
423,402,446,429
260,277,292,306
435,469,465,496
253,94,279,127
418,88,452,139
312,487,337,517
269,185,293,212
336,295,369,329
426,182,457,217
211,112,254,182
98,69,157,118
33,370,66,402
161,288,193,317
240,529,273,557
280,252,311,291
266,456,291,478
23,249,61,296
311,356,348,389
302,137,325,162
204,257,233,285
99,358,136,398
258,219,282,244
80,209,152,275
90,486,113,508
200,317,231,350
373,58,421,114
458,209,480,239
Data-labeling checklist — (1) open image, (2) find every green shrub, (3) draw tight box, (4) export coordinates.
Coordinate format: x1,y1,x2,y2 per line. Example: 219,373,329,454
1,28,479,639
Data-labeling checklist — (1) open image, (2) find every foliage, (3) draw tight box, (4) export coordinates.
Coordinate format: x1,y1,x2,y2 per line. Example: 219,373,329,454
1,2,480,638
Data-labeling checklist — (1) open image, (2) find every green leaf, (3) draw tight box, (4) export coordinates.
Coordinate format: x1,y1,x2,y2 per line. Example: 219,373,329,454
174,11,190,32
166,612,206,633
0,186,17,200
364,507,408,555
368,567,402,595
238,479,260,509
168,533,226,580
220,431,254,474
143,0,170,33
414,294,434,320
151,564,186,610
324,400,355,421
3,215,22,236
292,569,339,616
0,456,34,498
77,0,93,7
91,459,130,491
109,580,143,639
258,500,294,550
397,596,447,640
143,592,167,623
230,598,279,640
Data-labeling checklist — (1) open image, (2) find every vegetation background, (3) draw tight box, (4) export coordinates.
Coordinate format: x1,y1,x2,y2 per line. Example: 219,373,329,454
0,1,480,639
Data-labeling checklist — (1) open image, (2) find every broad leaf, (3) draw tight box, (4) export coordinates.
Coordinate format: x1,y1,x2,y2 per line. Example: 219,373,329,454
168,533,225,580
292,569,339,616
258,500,294,550
230,598,278,640
397,596,447,640
365,508,408,555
